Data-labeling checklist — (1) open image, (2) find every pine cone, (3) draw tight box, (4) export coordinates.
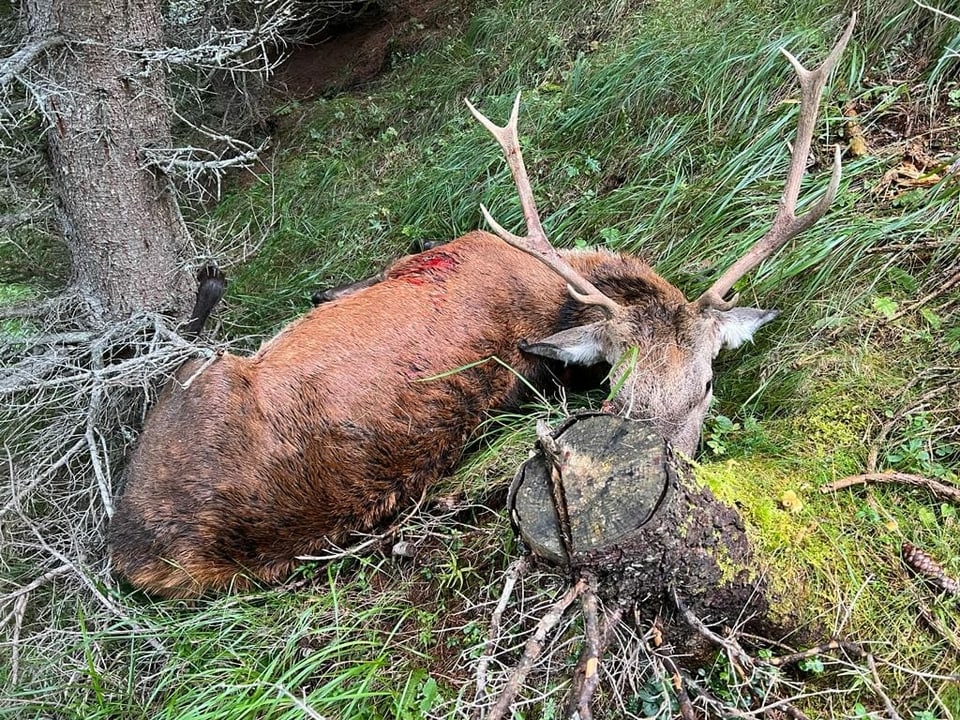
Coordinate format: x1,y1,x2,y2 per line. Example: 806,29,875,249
902,542,960,597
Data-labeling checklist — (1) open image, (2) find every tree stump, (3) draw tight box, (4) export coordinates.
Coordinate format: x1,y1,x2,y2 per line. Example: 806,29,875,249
509,412,783,656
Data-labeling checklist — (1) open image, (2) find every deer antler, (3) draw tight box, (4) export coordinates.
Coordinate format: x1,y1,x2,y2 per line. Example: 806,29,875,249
466,92,623,318
696,14,856,311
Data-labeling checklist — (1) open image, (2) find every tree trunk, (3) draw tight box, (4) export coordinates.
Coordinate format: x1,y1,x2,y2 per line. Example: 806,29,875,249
25,0,194,322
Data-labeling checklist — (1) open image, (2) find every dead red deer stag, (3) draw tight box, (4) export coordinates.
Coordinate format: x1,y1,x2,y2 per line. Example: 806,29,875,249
109,17,854,598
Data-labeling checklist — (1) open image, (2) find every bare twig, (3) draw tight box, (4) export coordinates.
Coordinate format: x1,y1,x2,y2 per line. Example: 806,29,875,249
913,0,960,22
656,651,696,720
9,593,27,686
820,472,960,504
487,579,587,720
673,590,754,672
867,654,905,720
1,438,86,517
0,34,64,88
87,335,114,517
0,564,70,609
765,639,864,667
865,374,960,472
475,556,529,701
139,0,299,72
883,266,960,323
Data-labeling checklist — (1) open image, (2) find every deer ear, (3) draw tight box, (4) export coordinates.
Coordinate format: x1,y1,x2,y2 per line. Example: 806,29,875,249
709,307,779,350
519,322,607,365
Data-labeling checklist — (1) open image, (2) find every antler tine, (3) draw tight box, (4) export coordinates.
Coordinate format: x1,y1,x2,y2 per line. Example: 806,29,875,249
697,13,856,311
466,92,623,317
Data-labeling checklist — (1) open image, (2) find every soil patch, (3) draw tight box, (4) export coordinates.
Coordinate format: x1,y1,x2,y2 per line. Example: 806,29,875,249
274,0,458,99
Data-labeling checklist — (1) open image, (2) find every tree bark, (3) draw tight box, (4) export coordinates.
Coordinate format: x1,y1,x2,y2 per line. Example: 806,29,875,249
24,0,194,322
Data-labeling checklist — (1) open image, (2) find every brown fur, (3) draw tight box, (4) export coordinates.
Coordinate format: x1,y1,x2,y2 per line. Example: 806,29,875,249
110,231,688,597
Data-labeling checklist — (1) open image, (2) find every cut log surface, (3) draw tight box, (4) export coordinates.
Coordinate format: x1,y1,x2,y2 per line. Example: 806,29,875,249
510,413,783,648
510,414,673,564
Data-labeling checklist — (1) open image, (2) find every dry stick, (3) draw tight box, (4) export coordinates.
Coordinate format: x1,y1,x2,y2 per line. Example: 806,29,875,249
1,437,86,516
864,239,960,254
884,266,960,323
867,654,905,720
487,579,587,720
565,603,625,720
0,34,65,88
655,652,696,720
863,375,958,473
675,592,816,720
673,590,754,672
9,593,27,686
821,472,960,505
765,639,864,668
0,564,70,611
475,556,530,702
86,338,114,518
22,518,166,654
572,587,601,720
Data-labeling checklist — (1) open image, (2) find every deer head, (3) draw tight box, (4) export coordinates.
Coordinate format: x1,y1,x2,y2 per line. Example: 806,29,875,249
467,15,855,455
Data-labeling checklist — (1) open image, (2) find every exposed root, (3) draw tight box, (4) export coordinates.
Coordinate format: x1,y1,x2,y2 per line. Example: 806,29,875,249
821,471,960,505
486,578,587,720
475,556,529,703
563,586,619,720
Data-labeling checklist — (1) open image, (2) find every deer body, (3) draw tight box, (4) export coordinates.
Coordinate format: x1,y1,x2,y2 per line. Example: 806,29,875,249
111,18,854,597
111,232,701,597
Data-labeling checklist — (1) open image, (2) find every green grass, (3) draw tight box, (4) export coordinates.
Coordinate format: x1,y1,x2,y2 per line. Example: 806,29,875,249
3,0,959,717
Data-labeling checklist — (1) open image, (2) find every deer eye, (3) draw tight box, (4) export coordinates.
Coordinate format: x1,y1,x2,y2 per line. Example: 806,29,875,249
705,379,713,395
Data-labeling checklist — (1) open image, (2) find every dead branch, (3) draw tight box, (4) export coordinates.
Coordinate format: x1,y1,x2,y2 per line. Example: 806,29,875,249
139,0,299,72
0,34,64,88
487,579,587,720
0,564,69,610
821,472,960,505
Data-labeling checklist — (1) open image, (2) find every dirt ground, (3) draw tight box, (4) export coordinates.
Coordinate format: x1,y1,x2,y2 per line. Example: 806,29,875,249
274,0,458,99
